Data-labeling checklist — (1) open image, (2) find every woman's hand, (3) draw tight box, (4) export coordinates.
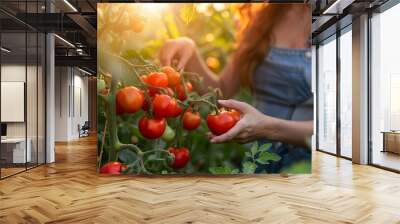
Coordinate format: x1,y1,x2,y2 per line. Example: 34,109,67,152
209,100,278,144
159,37,197,70
209,99,313,147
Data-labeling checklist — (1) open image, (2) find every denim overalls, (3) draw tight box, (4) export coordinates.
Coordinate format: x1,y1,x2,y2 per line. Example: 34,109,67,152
252,47,313,173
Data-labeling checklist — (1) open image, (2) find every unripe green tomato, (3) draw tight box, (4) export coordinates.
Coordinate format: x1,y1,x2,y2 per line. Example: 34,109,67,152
97,79,106,93
161,125,175,142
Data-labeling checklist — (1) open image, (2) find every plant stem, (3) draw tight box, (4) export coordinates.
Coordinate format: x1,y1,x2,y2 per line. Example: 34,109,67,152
119,143,144,156
97,119,108,171
188,99,219,113
107,77,121,161
143,149,170,156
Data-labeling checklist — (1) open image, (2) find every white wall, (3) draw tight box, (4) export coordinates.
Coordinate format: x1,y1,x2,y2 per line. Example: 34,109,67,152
54,67,89,141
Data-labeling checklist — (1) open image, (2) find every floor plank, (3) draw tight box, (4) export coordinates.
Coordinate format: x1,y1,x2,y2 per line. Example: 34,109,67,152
0,135,400,224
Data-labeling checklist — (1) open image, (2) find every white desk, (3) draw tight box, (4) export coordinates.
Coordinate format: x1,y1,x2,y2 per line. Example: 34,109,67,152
1,138,31,163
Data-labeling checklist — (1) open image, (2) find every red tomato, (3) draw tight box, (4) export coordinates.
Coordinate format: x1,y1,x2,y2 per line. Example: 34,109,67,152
138,116,166,139
167,99,183,117
162,66,181,87
116,86,144,114
229,109,241,122
144,72,169,96
175,82,193,101
168,147,190,169
207,111,238,136
100,162,125,174
152,94,173,118
145,72,168,87
182,111,201,130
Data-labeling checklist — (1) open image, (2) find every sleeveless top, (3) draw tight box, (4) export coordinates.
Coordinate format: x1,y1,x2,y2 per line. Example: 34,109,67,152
252,47,313,173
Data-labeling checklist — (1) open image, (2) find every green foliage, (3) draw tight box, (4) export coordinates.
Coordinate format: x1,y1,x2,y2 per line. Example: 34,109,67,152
209,142,281,174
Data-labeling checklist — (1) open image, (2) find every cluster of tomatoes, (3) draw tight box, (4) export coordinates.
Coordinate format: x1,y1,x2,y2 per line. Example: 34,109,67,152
101,66,241,174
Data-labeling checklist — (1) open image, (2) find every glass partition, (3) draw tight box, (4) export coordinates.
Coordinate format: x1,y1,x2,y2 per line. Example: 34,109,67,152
1,30,28,178
339,28,352,158
371,3,400,171
317,36,337,154
0,1,46,179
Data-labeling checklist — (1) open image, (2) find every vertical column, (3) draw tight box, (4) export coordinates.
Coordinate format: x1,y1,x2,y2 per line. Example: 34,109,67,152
46,1,55,163
352,14,369,164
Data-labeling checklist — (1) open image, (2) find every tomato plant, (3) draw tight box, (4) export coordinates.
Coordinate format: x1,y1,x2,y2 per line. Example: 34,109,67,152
97,3,283,175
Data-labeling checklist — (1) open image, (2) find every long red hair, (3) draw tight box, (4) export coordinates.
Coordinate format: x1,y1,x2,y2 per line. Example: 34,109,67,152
233,3,305,87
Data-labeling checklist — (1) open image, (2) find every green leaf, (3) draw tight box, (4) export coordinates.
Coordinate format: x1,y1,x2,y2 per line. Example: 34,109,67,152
259,143,272,152
242,162,257,174
255,158,269,165
119,149,137,163
244,152,252,158
250,142,258,157
257,151,281,164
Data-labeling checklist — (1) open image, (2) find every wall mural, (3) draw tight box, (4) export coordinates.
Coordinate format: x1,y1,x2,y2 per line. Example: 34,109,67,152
97,3,312,175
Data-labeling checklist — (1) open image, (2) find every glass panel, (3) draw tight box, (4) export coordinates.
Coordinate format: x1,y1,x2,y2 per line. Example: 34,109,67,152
27,30,38,169
1,31,27,177
38,32,45,165
339,29,352,158
318,37,337,154
371,4,400,171
26,0,39,169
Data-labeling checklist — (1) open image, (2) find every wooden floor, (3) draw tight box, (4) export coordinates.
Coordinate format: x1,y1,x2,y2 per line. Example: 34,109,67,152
1,136,400,224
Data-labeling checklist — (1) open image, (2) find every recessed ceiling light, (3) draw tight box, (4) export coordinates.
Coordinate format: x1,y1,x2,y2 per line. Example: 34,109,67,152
78,67,93,76
63,0,78,12
54,34,75,48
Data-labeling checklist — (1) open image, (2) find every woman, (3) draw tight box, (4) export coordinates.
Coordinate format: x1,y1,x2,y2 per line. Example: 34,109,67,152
159,3,313,172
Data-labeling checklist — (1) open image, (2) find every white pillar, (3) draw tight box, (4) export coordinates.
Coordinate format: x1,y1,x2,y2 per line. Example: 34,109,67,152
352,14,369,164
45,1,55,163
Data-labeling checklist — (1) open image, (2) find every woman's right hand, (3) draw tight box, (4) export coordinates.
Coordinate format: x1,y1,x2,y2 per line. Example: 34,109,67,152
159,37,197,71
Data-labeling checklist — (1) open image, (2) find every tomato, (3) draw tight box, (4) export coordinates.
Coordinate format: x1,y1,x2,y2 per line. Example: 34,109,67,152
168,147,190,169
143,72,169,96
145,72,168,87
182,111,201,130
175,82,193,100
167,99,183,117
162,66,181,86
138,116,166,139
116,86,144,114
100,162,125,174
229,109,241,122
161,125,175,142
207,111,238,136
152,94,173,118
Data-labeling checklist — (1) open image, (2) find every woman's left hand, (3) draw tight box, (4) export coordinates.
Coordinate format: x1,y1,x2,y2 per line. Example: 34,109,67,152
209,99,278,144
